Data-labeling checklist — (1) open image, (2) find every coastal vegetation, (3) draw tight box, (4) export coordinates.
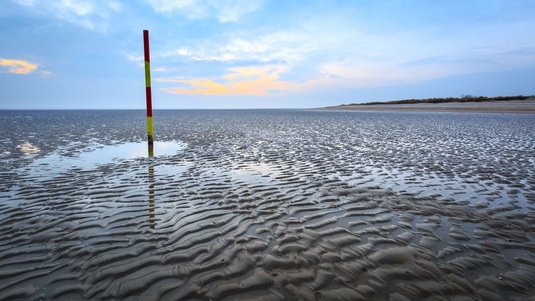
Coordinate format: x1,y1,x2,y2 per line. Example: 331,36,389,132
342,95,533,106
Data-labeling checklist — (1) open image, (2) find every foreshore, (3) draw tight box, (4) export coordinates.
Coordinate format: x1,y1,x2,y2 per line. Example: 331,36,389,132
323,98,535,114
2,110,534,300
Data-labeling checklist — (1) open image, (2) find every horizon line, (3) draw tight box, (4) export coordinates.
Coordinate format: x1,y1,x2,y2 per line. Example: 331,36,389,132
0,107,310,110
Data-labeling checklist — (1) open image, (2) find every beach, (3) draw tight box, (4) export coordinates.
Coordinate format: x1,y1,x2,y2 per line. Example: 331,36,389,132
324,99,535,114
1,110,534,300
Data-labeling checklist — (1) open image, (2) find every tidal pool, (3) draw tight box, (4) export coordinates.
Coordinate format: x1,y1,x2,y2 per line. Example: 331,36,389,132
17,140,186,177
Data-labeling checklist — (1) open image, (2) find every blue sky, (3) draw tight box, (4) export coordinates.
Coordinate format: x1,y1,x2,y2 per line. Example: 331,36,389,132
1,0,535,109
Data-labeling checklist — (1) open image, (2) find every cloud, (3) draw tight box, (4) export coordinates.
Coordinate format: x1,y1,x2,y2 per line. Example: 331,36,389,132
158,66,295,96
212,0,264,23
145,0,204,17
0,59,38,74
11,0,121,31
158,31,535,94
146,0,264,23
155,56,499,98
162,22,363,66
167,32,311,64
153,9,535,97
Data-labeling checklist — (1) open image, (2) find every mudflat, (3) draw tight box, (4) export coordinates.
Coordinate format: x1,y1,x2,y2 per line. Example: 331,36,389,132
1,110,534,300
324,99,535,114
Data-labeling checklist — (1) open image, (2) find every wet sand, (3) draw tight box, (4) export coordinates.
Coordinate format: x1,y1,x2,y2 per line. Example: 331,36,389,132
0,110,534,300
323,99,535,114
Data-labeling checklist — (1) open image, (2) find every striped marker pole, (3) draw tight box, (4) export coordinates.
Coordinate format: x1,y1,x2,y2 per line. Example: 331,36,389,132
143,29,154,157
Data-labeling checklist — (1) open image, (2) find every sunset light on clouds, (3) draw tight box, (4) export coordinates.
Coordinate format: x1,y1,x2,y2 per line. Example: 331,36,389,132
159,66,293,96
0,59,37,74
1,0,535,108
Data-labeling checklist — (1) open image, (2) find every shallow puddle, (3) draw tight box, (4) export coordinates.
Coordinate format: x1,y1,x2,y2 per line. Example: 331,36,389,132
19,141,186,177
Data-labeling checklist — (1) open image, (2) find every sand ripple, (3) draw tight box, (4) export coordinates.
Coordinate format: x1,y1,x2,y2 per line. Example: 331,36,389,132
0,110,534,300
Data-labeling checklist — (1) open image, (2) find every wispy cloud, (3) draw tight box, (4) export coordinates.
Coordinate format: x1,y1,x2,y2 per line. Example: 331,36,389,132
155,51,511,97
11,0,121,31
158,66,294,96
165,31,313,64
0,59,38,74
146,0,264,23
155,11,535,93
155,25,478,91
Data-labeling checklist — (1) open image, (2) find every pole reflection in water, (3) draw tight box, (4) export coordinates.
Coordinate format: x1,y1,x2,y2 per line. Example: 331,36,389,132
148,146,155,229
148,140,154,158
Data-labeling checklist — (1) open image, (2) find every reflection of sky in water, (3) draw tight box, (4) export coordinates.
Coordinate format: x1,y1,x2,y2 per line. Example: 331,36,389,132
199,162,281,185
20,141,186,177
334,166,530,211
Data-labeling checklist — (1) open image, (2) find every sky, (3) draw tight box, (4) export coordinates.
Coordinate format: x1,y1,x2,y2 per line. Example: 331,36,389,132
1,0,535,109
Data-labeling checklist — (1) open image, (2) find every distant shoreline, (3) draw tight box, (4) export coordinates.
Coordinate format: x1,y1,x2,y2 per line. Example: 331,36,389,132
322,97,535,114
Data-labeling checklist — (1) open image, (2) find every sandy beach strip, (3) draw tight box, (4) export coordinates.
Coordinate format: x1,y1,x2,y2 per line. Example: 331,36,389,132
323,99,535,114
